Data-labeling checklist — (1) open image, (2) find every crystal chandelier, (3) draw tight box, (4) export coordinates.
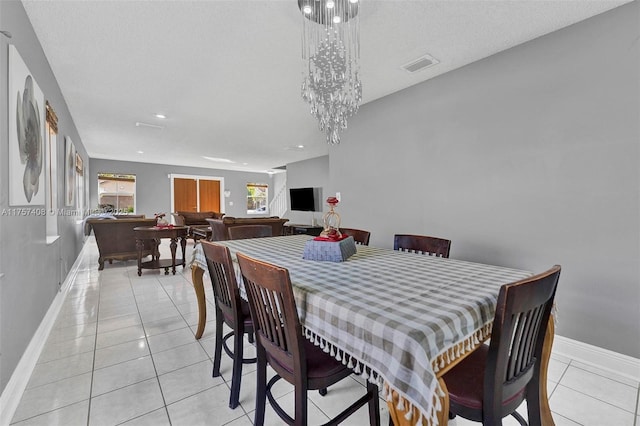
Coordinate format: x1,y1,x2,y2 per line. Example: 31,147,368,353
299,0,361,145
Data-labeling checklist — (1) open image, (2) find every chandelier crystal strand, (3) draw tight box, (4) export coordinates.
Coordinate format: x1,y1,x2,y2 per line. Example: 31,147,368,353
300,0,361,145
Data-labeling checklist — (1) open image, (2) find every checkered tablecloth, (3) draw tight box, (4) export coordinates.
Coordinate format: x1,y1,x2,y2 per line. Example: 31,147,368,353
193,235,531,424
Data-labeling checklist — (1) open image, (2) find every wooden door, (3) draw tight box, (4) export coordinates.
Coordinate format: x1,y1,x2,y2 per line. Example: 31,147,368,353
174,178,197,212
199,179,221,212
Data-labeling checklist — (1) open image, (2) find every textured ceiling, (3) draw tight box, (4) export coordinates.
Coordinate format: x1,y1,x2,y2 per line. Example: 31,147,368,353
22,0,630,173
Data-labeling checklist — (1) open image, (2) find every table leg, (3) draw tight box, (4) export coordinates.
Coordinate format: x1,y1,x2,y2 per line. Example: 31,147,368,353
153,239,160,260
540,317,556,426
191,265,207,339
136,238,144,276
180,236,187,267
170,237,178,275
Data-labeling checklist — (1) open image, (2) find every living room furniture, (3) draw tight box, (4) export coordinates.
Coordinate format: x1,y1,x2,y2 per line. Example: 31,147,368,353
206,216,289,241
443,266,561,425
228,225,273,240
83,213,146,236
88,217,157,270
339,227,371,245
134,226,188,275
201,241,256,409
283,223,323,236
171,211,224,242
393,234,451,258
237,251,380,426
188,235,555,426
190,226,212,242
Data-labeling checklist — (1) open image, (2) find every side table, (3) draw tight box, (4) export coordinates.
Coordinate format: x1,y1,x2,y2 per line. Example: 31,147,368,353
134,226,188,276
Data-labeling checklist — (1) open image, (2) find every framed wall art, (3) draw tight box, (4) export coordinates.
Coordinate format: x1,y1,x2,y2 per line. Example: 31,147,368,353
9,45,45,206
75,152,83,174
65,137,76,207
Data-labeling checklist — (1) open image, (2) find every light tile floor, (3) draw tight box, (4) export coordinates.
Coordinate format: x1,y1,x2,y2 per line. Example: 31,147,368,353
9,238,640,426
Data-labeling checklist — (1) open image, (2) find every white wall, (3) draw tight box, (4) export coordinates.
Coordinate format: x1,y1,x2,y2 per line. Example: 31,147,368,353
90,158,277,218
329,3,639,357
0,0,89,393
285,156,330,225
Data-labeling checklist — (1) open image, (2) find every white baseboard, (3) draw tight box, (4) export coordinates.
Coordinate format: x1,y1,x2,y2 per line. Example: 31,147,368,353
0,243,88,426
552,334,640,382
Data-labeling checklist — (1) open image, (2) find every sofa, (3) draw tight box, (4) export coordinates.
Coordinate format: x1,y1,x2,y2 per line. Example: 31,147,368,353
172,211,225,242
206,216,289,241
88,217,158,270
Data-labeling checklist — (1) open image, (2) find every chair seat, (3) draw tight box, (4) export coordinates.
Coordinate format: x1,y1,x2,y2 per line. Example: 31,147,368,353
444,344,524,410
269,339,350,382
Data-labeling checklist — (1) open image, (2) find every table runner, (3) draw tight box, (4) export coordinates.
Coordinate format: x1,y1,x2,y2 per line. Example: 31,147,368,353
194,235,531,425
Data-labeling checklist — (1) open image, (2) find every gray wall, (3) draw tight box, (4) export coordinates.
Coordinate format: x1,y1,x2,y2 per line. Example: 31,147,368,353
90,158,277,218
284,156,329,225
0,1,89,393
329,3,639,357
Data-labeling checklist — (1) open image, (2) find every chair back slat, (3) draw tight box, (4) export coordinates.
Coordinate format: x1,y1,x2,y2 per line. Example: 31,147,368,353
237,252,305,376
486,265,561,409
340,228,371,245
228,225,273,240
394,234,451,258
201,241,242,322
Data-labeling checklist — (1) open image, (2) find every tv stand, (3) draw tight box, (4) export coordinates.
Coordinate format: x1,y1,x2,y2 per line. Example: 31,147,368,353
284,224,323,237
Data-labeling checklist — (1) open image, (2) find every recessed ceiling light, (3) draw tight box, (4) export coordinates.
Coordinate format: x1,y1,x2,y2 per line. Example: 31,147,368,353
303,5,312,14
349,0,358,3
333,16,341,24
297,145,305,149
242,162,249,166
154,113,166,119
136,150,144,154
326,1,335,9
202,156,235,163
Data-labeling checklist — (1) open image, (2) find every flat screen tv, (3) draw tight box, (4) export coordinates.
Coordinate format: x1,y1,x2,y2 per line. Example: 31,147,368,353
289,187,318,212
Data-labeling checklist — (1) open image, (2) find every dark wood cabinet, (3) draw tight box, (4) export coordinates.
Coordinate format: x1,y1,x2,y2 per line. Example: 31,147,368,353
284,224,324,236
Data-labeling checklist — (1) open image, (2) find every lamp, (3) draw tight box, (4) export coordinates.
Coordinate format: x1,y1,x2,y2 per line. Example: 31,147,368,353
299,0,361,145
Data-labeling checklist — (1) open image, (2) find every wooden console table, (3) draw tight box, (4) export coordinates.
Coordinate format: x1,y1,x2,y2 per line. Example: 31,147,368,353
134,226,188,276
283,223,324,236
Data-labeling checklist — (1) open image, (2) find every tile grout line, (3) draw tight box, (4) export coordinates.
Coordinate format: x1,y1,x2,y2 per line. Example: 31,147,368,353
176,253,256,424
8,272,97,425
162,266,245,419
86,265,102,425
634,384,639,425
558,358,639,415
128,269,174,425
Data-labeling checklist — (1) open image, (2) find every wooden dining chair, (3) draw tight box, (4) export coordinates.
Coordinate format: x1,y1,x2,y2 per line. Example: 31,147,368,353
442,265,561,425
340,227,371,245
237,252,381,426
393,234,451,258
200,241,256,409
228,225,273,240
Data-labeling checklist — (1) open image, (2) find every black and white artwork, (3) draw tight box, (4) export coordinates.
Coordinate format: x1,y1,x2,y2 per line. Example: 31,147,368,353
65,137,76,207
9,45,45,206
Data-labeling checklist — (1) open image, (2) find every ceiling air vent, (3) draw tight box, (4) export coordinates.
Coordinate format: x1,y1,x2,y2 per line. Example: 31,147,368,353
402,54,439,73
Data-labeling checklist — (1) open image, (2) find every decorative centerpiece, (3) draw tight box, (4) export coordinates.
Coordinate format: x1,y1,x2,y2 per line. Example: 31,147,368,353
303,197,356,262
317,196,347,241
154,213,172,228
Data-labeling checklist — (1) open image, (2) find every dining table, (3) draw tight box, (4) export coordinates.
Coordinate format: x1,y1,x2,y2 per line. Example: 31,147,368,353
189,235,556,425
